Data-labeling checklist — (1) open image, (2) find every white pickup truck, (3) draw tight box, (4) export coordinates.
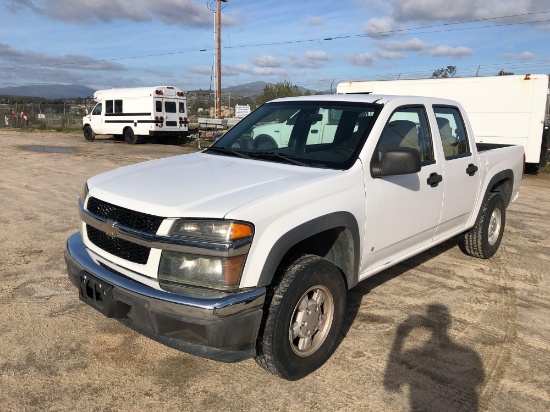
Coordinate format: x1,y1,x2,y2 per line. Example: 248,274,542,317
66,94,524,380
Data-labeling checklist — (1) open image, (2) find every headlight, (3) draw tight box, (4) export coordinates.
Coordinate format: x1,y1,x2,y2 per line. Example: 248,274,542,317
161,219,253,291
159,251,246,291
169,220,253,242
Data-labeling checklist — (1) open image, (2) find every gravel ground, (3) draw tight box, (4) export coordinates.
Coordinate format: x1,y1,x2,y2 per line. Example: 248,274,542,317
0,130,549,412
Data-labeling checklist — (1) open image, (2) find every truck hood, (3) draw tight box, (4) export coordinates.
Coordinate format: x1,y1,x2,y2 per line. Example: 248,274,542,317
88,152,338,218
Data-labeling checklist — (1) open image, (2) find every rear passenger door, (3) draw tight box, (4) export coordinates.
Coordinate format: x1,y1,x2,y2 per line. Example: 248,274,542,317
432,105,480,240
364,106,444,274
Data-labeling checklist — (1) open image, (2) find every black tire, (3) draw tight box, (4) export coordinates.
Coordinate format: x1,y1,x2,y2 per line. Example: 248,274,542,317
255,255,346,380
83,125,95,141
124,128,138,145
253,134,278,150
458,192,505,259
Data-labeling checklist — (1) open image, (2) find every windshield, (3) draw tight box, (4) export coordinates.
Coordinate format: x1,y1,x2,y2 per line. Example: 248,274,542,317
210,101,381,169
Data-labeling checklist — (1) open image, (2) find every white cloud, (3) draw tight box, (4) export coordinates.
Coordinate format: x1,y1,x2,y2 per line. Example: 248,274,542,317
364,17,400,36
252,55,282,68
377,38,427,52
501,51,535,60
0,43,126,71
289,51,332,68
423,45,473,58
189,65,212,75
350,53,376,66
307,16,323,26
390,0,547,25
232,64,288,76
7,0,241,27
376,50,406,60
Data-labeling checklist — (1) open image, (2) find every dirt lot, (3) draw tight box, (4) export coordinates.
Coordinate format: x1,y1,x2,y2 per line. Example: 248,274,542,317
0,130,549,411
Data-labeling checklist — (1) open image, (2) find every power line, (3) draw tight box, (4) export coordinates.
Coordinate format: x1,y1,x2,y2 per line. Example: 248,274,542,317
1,10,550,71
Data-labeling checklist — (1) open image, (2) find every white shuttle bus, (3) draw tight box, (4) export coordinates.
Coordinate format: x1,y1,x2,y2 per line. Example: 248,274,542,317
337,74,550,171
83,86,189,144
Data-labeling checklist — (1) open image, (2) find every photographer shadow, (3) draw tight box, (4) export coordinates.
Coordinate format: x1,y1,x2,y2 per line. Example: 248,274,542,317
383,304,484,412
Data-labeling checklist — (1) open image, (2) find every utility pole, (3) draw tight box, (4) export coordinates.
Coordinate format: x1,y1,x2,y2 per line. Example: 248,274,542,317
216,0,227,119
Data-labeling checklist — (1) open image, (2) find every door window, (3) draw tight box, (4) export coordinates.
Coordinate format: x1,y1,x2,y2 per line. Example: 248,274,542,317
105,100,113,114
92,103,102,115
179,102,185,113
155,100,162,112
433,106,471,159
376,107,434,165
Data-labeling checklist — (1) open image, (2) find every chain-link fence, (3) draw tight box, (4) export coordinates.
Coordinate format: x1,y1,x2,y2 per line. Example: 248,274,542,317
0,102,92,130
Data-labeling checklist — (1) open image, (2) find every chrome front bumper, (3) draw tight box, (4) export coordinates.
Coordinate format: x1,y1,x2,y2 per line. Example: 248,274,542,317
65,232,266,362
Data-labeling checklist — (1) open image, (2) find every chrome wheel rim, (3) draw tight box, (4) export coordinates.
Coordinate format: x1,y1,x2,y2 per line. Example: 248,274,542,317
488,208,502,246
289,285,334,357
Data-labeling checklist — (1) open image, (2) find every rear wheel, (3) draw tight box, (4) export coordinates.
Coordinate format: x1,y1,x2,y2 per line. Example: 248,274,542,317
255,255,346,380
83,125,95,141
459,192,505,259
124,128,138,144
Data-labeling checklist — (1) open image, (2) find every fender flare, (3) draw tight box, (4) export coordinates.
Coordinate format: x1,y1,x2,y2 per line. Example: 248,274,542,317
256,211,361,289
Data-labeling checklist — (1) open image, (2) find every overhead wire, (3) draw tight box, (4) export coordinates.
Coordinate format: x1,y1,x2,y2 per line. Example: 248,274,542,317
1,10,550,71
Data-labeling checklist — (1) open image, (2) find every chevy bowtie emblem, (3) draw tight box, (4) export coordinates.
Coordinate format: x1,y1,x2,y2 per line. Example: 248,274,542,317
101,220,120,237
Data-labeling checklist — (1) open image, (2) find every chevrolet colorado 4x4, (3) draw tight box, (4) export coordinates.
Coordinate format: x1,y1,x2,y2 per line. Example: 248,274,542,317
66,94,524,380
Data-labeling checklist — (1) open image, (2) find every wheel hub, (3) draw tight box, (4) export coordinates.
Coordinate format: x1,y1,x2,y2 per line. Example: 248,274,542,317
289,285,334,357
296,302,322,338
488,208,502,246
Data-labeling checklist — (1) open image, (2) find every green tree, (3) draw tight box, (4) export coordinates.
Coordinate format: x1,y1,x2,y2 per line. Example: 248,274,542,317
255,81,302,106
431,66,457,78
498,70,514,76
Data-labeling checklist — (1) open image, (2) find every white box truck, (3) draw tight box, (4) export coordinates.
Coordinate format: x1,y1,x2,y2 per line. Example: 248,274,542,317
337,74,550,171
82,86,189,144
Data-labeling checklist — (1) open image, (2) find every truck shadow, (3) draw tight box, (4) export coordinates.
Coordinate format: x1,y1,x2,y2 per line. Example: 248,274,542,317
341,238,485,411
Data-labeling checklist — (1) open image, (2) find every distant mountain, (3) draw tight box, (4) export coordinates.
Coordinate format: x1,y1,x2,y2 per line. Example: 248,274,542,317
222,81,269,96
222,81,314,97
0,84,95,99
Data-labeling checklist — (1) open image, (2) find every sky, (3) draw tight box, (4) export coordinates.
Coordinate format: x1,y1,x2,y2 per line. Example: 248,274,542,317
1,0,549,93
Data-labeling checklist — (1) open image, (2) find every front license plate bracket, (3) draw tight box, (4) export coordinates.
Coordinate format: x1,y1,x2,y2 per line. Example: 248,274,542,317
79,272,116,318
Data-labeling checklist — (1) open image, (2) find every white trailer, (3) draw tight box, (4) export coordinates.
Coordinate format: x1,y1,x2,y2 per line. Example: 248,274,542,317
82,86,189,144
337,74,550,170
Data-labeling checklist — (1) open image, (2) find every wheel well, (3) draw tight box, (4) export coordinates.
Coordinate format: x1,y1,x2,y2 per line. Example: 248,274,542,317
83,123,91,130
123,126,133,134
271,227,354,290
490,178,513,206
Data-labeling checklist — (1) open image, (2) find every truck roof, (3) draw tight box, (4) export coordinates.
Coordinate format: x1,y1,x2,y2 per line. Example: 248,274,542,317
269,93,462,107
337,74,549,94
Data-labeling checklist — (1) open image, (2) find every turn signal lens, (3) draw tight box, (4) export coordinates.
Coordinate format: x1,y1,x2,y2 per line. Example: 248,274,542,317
169,220,254,242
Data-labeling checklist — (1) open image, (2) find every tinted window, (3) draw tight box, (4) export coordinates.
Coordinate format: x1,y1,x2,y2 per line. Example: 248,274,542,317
376,106,433,165
433,106,471,159
155,100,162,112
92,103,102,116
105,100,113,114
114,100,123,114
165,101,176,113
179,102,185,113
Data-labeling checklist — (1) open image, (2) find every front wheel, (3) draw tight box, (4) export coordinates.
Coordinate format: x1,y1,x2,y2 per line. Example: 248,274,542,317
458,192,505,259
83,125,95,141
255,255,346,380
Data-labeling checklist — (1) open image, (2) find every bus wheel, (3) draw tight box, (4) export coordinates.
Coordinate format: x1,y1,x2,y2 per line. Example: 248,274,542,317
124,128,138,144
83,126,95,141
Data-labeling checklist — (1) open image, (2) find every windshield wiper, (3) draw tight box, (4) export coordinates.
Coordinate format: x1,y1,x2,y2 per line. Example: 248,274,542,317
249,151,309,166
205,146,251,159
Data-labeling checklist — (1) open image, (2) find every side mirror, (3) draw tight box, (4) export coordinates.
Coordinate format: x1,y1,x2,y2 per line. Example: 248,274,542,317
371,147,422,178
